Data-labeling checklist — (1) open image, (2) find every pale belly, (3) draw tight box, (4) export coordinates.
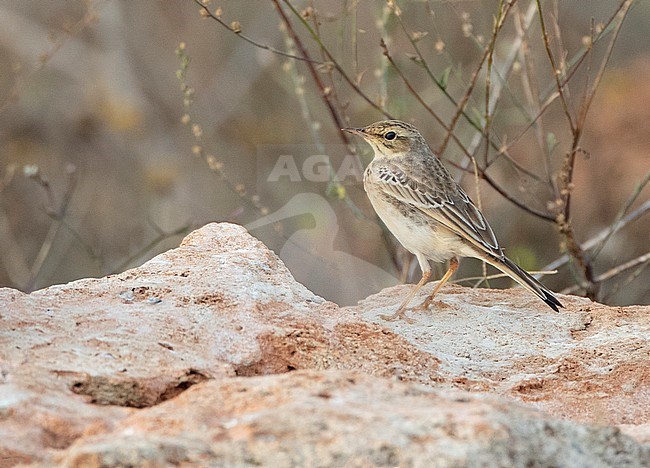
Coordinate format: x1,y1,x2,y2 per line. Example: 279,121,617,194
366,188,474,263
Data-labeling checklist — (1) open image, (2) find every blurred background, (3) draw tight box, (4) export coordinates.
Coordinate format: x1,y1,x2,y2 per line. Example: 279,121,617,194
0,1,648,306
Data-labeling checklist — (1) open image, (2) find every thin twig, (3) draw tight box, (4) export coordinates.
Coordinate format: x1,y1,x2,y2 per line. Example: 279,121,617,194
191,0,322,64
111,223,192,273
309,4,352,133
543,199,650,274
553,0,633,300
537,0,632,105
471,156,488,285
536,0,575,133
438,0,515,155
276,0,407,266
483,171,555,221
561,252,650,295
272,0,349,146
175,43,271,219
279,0,393,119
591,167,650,261
25,165,99,291
506,0,634,159
515,2,555,188
281,25,364,218
397,5,541,186
460,1,548,186
273,0,375,219
393,14,482,139
596,253,650,283
379,39,466,155
556,142,596,297
601,254,650,302
0,1,102,114
482,0,504,167
576,0,633,127
456,268,558,285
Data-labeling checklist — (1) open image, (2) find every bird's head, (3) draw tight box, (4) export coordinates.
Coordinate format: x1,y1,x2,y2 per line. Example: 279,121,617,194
343,120,427,158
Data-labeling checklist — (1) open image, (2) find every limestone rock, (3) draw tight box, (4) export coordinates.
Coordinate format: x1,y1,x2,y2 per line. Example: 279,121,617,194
359,284,650,429
58,371,648,467
0,222,648,466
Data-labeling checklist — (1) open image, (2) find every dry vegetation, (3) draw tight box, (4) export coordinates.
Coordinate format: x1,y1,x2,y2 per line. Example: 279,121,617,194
0,1,648,306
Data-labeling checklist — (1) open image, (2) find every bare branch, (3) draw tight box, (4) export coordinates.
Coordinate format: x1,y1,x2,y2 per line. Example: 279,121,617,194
597,253,650,283
0,1,100,114
278,0,392,119
272,0,349,146
482,0,506,167
552,0,634,300
561,252,650,295
536,0,575,133
379,39,468,157
601,253,650,301
482,171,556,221
591,167,650,261
577,0,633,127
456,268,558,285
111,224,192,273
543,199,650,274
438,0,516,155
191,0,323,64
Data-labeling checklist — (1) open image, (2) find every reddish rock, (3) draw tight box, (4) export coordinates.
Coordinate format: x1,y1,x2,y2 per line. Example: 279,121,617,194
359,283,650,430
58,371,648,467
0,223,648,465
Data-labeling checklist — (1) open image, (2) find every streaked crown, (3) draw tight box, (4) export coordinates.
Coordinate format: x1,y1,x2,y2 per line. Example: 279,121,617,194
344,120,428,157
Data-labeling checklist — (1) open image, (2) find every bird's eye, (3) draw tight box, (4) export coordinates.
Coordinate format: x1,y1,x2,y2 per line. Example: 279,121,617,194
384,131,396,141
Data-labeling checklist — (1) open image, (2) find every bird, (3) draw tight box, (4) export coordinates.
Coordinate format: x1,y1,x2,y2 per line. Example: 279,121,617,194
343,120,563,321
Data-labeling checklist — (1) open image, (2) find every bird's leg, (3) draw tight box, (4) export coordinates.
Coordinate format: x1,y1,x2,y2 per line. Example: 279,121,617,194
422,257,459,308
380,269,431,322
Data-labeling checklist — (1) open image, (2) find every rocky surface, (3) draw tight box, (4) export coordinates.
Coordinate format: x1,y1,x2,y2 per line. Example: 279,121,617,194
0,222,648,466
56,371,647,467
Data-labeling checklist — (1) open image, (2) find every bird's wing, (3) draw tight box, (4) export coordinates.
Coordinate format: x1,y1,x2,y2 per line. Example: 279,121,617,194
374,162,503,257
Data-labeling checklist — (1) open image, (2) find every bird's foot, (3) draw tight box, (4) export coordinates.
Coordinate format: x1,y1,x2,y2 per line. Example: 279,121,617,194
379,308,414,324
421,298,449,310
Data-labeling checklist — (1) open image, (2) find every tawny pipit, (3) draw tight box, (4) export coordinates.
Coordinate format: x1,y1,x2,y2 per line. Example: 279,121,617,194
344,120,563,320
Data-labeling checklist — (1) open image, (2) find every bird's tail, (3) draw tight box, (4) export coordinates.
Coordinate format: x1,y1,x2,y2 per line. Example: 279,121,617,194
483,255,563,312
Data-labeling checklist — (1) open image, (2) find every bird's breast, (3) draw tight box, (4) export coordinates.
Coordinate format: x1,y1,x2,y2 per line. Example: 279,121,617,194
364,177,467,263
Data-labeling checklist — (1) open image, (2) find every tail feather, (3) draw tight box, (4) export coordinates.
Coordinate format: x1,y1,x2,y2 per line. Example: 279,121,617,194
484,255,563,312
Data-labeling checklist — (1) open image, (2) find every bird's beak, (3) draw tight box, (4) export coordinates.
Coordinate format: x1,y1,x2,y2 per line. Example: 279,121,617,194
342,127,365,136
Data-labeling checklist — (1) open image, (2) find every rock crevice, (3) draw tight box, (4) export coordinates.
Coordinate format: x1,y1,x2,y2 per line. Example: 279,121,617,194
0,223,648,465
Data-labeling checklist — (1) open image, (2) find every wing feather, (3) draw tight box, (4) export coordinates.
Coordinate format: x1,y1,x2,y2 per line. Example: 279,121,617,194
374,163,502,257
